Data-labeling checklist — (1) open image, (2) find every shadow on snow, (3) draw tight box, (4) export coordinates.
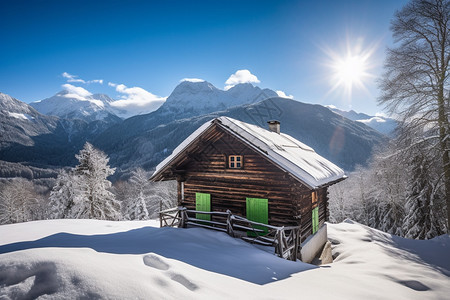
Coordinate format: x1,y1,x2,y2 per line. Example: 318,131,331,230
0,226,315,285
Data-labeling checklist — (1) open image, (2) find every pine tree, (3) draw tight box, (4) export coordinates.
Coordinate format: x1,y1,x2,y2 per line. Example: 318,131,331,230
48,142,121,220
71,142,120,220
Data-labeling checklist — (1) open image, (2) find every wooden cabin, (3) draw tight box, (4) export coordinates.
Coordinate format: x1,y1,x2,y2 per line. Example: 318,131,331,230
150,117,346,243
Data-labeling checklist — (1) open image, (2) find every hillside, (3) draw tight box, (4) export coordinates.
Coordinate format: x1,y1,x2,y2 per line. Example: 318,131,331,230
0,219,448,299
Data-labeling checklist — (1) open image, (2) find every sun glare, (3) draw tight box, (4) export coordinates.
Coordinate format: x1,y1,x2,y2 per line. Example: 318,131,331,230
322,38,377,100
335,55,365,87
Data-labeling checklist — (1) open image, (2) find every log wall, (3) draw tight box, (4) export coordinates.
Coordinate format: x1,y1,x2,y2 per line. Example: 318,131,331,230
169,125,328,241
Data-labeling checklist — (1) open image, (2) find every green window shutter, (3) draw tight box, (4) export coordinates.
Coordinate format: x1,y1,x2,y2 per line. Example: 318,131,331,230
312,207,319,234
246,198,268,236
196,193,211,221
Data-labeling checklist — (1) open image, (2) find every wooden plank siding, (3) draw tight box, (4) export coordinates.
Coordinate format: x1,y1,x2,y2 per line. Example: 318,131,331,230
163,124,330,242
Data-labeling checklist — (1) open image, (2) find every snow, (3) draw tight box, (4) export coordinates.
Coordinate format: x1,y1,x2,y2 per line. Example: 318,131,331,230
357,116,387,123
7,112,34,120
152,117,346,188
181,78,205,83
30,90,120,122
0,219,448,299
161,81,278,117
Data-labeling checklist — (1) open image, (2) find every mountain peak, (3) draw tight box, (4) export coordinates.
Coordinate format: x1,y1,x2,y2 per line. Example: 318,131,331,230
30,91,121,123
173,80,217,93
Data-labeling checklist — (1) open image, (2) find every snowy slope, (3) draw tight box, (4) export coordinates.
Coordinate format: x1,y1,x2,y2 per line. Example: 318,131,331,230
31,91,121,123
0,219,448,299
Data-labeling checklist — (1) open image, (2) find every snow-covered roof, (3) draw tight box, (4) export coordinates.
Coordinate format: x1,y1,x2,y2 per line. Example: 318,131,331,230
151,116,346,189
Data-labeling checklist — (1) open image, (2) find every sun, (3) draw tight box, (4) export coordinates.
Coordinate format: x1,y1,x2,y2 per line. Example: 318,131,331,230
334,55,366,88
322,38,377,100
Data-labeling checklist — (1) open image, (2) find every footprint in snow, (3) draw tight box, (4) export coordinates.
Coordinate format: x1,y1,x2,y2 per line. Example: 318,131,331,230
168,272,199,291
143,254,199,291
143,254,170,270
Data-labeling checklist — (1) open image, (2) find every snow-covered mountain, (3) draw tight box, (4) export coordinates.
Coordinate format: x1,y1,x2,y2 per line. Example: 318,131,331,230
0,92,58,147
327,106,398,137
1,84,388,177
158,81,278,121
30,82,278,123
0,92,122,168
31,91,121,123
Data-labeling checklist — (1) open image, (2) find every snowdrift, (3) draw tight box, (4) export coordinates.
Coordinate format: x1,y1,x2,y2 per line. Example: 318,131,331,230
0,219,449,299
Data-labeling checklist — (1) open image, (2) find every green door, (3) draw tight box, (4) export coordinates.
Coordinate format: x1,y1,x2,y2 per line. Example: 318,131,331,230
246,198,268,236
312,207,319,234
196,193,211,221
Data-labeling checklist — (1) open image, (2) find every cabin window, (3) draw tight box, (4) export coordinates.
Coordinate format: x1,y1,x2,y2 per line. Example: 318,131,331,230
228,155,243,169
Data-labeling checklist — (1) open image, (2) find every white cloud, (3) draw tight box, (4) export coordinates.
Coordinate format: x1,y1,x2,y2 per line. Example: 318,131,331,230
224,69,260,90
62,72,85,83
108,82,166,118
90,79,104,84
61,83,92,100
180,78,205,83
62,72,103,85
275,90,294,99
325,104,337,109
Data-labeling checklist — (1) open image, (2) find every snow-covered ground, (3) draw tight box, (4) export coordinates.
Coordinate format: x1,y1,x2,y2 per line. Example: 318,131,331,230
0,219,448,299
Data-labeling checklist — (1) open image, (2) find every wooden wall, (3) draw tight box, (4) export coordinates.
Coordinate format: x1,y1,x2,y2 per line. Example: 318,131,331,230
167,124,329,241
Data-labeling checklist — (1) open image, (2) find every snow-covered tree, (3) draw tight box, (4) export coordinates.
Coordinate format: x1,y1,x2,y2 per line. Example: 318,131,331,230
48,142,120,220
123,168,150,220
403,152,447,239
71,142,120,220
371,149,406,236
0,179,38,224
329,130,447,239
147,181,177,217
379,0,450,232
117,168,177,220
48,170,77,219
328,182,347,223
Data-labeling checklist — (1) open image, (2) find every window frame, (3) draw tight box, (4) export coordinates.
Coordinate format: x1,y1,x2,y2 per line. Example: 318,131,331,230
228,155,243,169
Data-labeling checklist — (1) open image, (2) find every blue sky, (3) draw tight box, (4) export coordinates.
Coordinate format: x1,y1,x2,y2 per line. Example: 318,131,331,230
0,0,408,115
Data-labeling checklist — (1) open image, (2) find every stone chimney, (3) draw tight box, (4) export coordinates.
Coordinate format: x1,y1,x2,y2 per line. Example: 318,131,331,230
267,120,280,134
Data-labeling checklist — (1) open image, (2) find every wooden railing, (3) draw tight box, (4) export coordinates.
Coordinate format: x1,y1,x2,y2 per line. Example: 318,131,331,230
159,207,301,261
